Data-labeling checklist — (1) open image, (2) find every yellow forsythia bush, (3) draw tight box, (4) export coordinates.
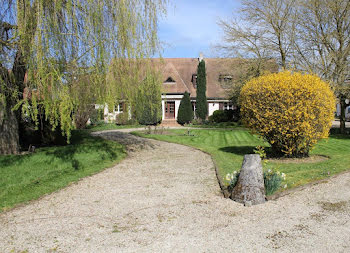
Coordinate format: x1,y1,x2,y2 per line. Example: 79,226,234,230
240,71,336,157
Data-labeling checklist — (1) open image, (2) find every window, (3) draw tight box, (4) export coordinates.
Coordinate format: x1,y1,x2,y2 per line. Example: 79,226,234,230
219,74,233,82
224,102,234,110
164,77,175,83
118,103,124,113
192,74,197,88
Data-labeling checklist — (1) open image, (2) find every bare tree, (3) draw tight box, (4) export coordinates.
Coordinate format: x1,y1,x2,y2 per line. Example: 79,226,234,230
218,0,297,69
293,0,350,133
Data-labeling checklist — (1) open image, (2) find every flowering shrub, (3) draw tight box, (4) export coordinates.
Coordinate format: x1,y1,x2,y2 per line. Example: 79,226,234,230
264,169,287,195
240,71,336,157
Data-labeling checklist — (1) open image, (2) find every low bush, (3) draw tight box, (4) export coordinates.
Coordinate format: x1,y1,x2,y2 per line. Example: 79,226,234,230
116,112,129,125
209,109,239,123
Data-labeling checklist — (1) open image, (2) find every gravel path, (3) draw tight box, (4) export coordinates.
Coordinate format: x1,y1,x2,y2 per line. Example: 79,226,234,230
1,130,350,252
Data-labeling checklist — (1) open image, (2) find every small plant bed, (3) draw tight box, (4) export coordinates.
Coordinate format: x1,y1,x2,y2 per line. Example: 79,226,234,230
134,129,350,195
0,131,126,212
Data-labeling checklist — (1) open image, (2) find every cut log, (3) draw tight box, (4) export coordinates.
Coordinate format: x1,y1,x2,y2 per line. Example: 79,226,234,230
231,154,266,206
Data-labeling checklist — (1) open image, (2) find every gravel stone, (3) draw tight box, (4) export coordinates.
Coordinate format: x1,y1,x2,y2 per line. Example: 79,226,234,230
1,130,350,252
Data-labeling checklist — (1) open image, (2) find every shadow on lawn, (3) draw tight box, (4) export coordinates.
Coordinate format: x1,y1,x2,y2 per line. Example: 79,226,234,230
44,137,121,170
0,153,31,167
0,131,123,170
219,146,256,156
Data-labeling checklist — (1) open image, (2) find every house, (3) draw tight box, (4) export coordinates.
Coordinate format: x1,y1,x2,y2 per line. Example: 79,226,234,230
104,55,278,123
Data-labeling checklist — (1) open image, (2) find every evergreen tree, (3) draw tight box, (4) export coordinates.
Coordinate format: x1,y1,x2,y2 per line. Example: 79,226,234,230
195,60,208,121
177,91,193,125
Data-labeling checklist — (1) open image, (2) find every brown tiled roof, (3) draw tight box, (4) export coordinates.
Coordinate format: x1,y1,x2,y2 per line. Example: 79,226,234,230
151,58,278,99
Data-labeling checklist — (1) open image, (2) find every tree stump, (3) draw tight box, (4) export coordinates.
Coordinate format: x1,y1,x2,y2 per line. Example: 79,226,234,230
231,154,266,206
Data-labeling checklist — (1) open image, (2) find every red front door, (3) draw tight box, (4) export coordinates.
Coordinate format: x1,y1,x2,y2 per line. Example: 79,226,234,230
165,101,175,119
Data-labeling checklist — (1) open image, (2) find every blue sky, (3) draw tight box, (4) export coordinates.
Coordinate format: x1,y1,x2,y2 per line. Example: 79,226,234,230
158,0,242,58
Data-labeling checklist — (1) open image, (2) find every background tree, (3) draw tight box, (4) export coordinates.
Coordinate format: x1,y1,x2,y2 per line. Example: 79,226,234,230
177,91,193,125
292,0,350,133
218,0,297,69
195,60,208,121
220,0,350,134
0,0,167,154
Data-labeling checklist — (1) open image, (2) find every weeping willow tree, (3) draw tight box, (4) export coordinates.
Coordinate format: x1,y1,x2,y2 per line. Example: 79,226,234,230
0,0,167,154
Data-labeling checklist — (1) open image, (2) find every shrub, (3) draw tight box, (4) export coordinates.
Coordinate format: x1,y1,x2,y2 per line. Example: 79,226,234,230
177,92,194,125
209,110,236,123
89,108,104,125
240,71,336,157
116,112,129,125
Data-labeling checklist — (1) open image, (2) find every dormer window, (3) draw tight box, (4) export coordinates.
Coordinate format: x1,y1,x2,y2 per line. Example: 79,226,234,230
164,77,176,83
219,74,233,82
192,74,197,88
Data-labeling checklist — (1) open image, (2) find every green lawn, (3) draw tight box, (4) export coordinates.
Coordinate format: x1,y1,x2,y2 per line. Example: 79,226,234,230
0,131,126,212
134,129,350,191
188,122,242,129
86,123,143,132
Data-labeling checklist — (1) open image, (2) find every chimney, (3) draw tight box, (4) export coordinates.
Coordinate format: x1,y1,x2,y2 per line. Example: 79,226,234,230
199,52,204,62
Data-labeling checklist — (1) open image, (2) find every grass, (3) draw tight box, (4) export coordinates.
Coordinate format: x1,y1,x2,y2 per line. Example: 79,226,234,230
0,130,126,212
86,123,143,132
134,128,350,193
187,121,243,129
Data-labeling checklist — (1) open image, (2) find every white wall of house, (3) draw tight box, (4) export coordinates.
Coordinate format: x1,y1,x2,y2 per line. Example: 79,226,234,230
161,100,166,119
174,100,181,119
102,103,125,123
208,102,220,116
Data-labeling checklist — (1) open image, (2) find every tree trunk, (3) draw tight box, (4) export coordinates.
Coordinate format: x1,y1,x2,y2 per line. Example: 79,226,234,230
231,154,266,206
340,97,346,134
0,102,20,154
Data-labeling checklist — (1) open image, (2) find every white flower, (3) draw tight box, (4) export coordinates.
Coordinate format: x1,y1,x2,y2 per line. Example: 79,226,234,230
284,184,287,189
226,174,231,181
268,169,272,173
281,173,286,180
233,171,237,174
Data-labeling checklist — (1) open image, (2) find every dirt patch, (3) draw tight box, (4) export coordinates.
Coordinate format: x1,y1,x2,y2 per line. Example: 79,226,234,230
318,200,350,212
267,155,329,164
92,131,154,152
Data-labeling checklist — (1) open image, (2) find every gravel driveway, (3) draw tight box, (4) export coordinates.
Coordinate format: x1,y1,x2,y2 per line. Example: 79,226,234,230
1,130,350,252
